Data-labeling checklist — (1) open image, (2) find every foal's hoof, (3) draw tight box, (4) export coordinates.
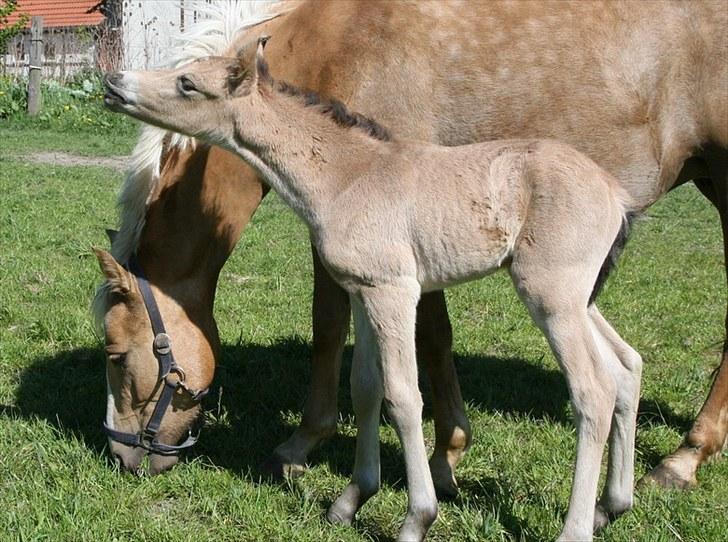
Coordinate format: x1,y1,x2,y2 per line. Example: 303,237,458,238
593,502,630,533
593,503,610,532
326,504,354,526
261,453,307,480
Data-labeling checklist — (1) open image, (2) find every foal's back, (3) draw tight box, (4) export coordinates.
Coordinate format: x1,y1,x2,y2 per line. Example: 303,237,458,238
322,138,628,294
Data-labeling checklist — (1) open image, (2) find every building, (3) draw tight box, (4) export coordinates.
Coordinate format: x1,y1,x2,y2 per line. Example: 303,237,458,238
2,0,105,80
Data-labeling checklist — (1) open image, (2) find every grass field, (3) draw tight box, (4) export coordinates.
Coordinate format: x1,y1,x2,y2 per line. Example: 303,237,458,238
1,120,727,542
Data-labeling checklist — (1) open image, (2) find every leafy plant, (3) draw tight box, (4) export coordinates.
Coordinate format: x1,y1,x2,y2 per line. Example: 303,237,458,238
0,0,28,54
0,73,136,135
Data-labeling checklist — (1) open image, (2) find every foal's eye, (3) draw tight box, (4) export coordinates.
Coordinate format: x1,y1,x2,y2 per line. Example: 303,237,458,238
107,352,127,365
177,76,197,94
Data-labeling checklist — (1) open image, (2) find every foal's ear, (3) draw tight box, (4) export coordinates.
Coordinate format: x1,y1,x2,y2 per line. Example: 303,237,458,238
254,35,272,87
92,248,131,295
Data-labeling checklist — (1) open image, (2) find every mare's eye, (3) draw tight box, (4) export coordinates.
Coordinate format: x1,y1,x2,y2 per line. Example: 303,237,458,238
107,352,127,365
177,76,197,94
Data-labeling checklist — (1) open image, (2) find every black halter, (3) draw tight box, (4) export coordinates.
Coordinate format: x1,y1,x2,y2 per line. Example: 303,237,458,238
103,255,209,456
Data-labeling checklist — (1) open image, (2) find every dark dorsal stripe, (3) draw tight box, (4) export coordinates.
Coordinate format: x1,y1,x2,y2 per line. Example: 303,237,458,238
275,80,391,142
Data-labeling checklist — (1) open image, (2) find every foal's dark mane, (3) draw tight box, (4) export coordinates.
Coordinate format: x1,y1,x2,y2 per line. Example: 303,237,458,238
228,51,391,141
274,80,392,142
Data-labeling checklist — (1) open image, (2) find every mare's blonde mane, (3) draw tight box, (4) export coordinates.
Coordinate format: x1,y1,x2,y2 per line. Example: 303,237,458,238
112,0,284,265
93,1,284,328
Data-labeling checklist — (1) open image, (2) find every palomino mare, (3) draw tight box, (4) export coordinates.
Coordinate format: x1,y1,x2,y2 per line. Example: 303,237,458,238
94,0,728,489
104,36,643,542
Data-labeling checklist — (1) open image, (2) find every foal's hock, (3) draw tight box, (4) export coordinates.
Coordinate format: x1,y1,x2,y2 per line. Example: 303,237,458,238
104,37,642,542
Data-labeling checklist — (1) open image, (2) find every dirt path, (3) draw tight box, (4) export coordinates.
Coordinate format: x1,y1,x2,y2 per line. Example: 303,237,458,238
25,151,128,172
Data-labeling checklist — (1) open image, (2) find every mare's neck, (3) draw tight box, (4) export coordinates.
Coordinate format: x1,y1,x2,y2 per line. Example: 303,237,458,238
137,145,265,307
227,90,384,230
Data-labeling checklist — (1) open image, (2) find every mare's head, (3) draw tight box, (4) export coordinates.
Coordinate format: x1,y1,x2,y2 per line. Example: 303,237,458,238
93,161,219,474
98,38,270,474
103,37,272,145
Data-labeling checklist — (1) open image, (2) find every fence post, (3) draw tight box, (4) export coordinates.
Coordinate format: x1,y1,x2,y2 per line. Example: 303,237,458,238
27,16,43,116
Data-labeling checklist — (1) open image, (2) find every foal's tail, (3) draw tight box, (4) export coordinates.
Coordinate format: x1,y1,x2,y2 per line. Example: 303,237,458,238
588,209,638,306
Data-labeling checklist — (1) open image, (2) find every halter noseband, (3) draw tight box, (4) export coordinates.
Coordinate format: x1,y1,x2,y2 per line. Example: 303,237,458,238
103,255,209,456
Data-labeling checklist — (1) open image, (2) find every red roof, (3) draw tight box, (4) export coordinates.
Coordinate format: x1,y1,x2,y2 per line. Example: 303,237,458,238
3,0,104,29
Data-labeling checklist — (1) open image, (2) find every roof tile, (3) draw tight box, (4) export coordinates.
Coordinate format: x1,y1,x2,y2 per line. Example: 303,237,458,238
2,0,104,29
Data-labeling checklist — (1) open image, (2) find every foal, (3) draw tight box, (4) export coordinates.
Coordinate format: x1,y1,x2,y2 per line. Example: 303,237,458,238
104,39,642,541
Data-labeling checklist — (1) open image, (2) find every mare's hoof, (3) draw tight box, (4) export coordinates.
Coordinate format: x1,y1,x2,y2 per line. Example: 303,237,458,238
429,457,459,501
638,462,697,490
433,479,459,501
593,503,610,532
261,454,307,480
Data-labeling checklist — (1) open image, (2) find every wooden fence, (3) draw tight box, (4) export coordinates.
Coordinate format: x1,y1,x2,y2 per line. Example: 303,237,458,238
0,20,118,83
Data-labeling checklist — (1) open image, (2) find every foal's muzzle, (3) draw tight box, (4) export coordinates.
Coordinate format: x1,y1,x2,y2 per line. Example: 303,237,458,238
103,73,130,107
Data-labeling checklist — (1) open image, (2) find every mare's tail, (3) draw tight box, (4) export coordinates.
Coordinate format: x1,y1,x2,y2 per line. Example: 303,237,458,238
588,210,638,306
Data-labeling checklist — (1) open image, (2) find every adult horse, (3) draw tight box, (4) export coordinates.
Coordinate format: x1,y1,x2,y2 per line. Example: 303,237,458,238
94,0,728,492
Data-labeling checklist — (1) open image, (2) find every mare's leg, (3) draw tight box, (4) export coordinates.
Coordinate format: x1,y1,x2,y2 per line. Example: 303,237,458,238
588,305,643,531
417,291,472,499
334,281,437,541
271,246,349,475
643,150,728,488
512,266,616,541
327,296,383,524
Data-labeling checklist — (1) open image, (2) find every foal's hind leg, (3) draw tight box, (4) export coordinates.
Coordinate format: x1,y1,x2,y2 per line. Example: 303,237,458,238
512,269,616,541
417,291,472,499
588,305,642,531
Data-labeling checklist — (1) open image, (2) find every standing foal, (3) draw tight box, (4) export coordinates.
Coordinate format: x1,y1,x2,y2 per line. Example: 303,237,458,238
104,38,643,541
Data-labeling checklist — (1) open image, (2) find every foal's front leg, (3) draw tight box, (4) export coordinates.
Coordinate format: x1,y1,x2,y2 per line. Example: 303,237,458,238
369,282,438,540
327,296,383,524
329,281,438,541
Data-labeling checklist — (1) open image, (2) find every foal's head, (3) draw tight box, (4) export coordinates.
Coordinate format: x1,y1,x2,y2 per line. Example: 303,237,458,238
104,37,272,143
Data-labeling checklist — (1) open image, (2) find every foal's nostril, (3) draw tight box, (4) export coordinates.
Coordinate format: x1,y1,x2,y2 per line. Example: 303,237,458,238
104,72,123,88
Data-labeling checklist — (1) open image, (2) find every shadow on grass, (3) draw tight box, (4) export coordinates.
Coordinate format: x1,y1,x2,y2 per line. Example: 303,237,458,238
5,337,692,463
3,336,695,538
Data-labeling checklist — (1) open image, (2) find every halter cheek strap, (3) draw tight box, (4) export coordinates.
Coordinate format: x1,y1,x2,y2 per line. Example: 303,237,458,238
103,255,209,456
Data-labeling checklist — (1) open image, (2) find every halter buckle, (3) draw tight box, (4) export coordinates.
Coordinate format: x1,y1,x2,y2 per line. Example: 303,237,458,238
153,332,171,356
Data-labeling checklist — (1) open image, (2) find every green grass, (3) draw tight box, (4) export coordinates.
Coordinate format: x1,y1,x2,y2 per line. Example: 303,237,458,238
1,125,727,541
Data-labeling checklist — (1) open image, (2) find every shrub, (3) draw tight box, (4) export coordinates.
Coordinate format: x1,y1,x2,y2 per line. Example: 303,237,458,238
0,74,135,135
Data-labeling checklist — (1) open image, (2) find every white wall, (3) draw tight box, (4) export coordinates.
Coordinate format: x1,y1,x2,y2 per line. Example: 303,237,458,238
122,0,213,69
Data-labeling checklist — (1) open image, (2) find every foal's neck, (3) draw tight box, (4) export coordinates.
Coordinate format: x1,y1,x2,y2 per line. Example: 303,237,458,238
228,89,386,229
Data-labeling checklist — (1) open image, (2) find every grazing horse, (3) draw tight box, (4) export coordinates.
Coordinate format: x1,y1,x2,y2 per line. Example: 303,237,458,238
93,0,728,490
104,36,643,542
